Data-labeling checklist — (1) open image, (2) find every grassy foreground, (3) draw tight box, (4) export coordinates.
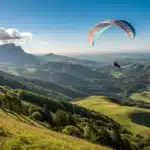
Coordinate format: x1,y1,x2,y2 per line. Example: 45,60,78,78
0,109,111,150
74,96,150,137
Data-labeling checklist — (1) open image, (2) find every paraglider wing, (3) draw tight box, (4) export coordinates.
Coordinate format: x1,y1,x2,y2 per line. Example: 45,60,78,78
115,20,136,39
88,20,136,46
89,23,112,46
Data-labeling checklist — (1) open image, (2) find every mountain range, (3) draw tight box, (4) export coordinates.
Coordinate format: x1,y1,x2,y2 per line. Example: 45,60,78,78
0,43,149,100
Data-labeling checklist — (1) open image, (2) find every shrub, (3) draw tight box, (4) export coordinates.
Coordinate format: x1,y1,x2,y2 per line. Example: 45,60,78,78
84,124,99,142
98,127,111,145
19,136,31,144
54,110,68,128
4,136,31,150
30,111,43,121
0,126,9,137
28,106,42,115
62,125,81,137
83,124,91,139
143,146,150,150
67,112,76,125
136,134,143,139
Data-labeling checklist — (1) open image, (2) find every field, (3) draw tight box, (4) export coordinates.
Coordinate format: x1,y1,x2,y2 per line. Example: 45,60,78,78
111,71,122,78
74,96,150,137
0,109,111,150
130,89,150,102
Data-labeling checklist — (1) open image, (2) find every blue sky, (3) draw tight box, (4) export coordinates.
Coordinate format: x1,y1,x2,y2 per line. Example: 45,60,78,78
0,0,149,54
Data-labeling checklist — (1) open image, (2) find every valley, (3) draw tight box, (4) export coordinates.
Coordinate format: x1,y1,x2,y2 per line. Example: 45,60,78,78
0,43,150,149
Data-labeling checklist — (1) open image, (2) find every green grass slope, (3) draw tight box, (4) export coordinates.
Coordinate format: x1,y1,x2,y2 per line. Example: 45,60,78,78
1,86,150,149
130,88,150,102
0,109,111,150
74,96,150,137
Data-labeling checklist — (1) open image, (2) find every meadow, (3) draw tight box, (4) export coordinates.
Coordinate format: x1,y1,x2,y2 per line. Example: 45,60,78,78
75,96,150,137
0,109,111,150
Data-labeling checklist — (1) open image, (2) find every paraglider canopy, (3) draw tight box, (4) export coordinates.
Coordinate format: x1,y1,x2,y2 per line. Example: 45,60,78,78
88,20,136,46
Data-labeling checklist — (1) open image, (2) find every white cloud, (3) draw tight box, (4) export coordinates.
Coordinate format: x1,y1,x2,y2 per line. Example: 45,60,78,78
0,28,32,44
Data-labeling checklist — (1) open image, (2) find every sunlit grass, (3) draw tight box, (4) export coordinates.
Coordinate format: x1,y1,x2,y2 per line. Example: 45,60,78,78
74,96,150,137
25,68,36,73
111,71,122,78
0,109,111,150
130,89,150,102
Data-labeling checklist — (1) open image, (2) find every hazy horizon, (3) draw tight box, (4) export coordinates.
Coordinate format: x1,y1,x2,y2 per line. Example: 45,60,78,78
33,50,150,56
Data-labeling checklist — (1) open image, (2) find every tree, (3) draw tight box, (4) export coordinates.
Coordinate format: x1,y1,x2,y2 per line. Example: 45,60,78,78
84,124,98,142
84,124,91,139
43,104,49,119
112,126,122,150
42,104,54,125
55,110,68,128
4,92,14,111
67,112,76,126
98,127,111,146
123,87,128,100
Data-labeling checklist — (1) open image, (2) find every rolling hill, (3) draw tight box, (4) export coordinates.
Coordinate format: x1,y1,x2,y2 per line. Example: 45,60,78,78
0,44,149,101
39,53,101,67
74,96,150,137
0,85,143,150
1,60,150,100
130,89,150,102
0,70,86,101
41,61,111,79
0,109,111,150
49,72,90,86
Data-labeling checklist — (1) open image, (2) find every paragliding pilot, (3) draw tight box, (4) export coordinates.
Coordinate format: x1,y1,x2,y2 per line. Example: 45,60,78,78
114,61,120,68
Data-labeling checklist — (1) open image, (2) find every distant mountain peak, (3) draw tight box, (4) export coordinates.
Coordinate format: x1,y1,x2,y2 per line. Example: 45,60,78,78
0,43,23,51
1,43,16,47
45,53,56,56
0,43,39,65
